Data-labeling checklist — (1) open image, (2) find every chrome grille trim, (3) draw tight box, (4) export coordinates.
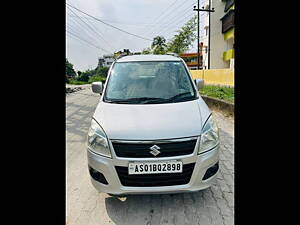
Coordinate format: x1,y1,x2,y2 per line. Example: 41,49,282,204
110,136,199,144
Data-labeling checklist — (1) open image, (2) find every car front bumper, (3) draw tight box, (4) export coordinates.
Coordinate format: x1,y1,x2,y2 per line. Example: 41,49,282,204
87,144,220,195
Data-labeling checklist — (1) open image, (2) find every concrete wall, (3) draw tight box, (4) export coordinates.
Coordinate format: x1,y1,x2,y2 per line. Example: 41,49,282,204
190,69,234,86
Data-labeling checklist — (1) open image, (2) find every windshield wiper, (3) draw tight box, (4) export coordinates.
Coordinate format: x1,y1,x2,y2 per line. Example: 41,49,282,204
105,97,165,104
166,92,195,102
138,93,195,104
105,94,195,104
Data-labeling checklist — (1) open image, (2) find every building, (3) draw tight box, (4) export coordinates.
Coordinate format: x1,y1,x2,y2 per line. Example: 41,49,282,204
98,50,141,67
180,53,201,70
97,57,105,68
114,49,143,59
180,43,206,70
103,54,115,67
114,49,132,58
98,54,115,68
209,0,234,69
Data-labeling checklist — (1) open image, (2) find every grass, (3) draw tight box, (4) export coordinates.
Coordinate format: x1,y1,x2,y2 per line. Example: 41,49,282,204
67,80,89,85
88,75,106,83
200,85,234,103
67,76,106,85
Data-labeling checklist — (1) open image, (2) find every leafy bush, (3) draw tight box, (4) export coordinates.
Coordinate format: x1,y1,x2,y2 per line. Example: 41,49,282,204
66,59,76,78
96,67,109,77
66,65,109,85
88,75,106,83
66,74,69,83
77,73,89,82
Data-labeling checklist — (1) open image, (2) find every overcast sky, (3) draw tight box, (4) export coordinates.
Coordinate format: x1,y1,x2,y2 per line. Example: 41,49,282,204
66,0,206,71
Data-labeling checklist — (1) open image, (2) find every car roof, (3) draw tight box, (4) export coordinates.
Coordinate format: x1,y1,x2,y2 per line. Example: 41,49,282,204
116,54,182,62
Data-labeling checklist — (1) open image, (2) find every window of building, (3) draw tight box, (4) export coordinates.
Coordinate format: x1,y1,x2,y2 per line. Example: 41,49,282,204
221,10,234,33
224,0,234,12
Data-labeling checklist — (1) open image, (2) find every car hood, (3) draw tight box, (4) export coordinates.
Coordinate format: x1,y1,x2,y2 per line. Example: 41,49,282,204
93,98,210,140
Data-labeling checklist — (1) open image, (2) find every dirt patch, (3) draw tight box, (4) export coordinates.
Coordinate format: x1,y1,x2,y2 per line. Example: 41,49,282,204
66,87,83,94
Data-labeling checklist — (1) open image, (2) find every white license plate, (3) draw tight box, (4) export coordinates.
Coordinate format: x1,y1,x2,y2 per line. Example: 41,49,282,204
128,161,183,175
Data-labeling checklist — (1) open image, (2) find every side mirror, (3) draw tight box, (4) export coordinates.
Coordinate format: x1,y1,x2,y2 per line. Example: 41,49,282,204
92,82,103,94
194,79,204,90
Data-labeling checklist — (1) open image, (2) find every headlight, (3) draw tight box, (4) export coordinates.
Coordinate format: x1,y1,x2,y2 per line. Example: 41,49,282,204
87,119,111,158
198,115,219,154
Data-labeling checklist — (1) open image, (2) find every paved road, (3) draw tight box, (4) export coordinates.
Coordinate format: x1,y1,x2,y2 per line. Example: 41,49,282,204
66,88,234,225
66,84,92,89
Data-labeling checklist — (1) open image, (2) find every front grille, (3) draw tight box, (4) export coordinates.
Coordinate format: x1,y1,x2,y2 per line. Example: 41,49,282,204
112,139,197,158
115,163,195,187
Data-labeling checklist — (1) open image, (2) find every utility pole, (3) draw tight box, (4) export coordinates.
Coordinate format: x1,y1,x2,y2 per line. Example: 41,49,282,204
208,0,213,69
197,0,200,69
193,0,215,70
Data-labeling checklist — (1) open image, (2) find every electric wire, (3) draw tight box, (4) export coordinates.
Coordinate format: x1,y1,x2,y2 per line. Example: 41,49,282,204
67,12,101,45
163,12,206,38
67,6,116,52
66,3,152,41
146,0,193,35
68,15,172,27
143,0,181,35
146,0,197,37
157,12,195,37
67,25,81,36
67,30,112,53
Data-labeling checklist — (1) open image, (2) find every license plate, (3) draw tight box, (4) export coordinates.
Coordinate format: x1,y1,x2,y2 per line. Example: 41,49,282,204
128,161,183,175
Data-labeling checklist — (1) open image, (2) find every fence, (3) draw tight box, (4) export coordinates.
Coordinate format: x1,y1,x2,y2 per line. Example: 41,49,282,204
190,69,234,87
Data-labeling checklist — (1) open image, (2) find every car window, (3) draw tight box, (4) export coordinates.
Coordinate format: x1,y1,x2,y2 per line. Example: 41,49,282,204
104,61,197,104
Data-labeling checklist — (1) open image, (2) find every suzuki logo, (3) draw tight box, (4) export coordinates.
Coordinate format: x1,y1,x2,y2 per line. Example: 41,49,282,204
149,145,161,156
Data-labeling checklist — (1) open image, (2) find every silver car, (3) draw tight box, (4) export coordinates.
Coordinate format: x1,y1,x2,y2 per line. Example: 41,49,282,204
87,54,219,195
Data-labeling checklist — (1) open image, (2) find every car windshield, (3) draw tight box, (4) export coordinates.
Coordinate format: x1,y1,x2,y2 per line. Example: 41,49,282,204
103,61,197,104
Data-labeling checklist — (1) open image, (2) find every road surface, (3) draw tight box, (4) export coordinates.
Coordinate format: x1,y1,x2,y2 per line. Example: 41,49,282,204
66,87,234,225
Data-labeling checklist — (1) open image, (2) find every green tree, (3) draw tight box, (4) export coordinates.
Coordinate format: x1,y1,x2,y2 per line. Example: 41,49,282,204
65,74,69,83
151,36,167,54
166,16,197,54
66,58,76,78
81,69,96,77
142,47,152,55
97,66,109,77
77,73,89,82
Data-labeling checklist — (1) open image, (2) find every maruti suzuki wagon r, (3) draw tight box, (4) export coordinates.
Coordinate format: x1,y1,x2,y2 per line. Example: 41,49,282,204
87,54,219,195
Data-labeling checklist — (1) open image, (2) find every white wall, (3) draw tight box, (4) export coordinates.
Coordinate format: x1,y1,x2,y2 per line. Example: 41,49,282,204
209,0,235,69
103,55,115,67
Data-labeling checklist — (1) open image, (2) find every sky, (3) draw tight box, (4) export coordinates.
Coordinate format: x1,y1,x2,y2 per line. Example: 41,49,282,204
66,0,207,71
